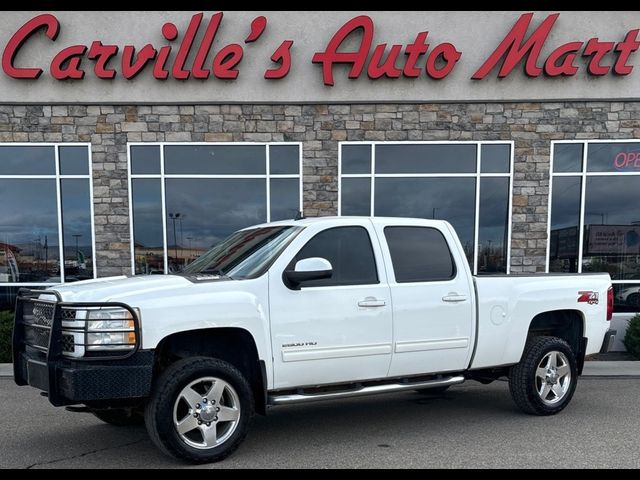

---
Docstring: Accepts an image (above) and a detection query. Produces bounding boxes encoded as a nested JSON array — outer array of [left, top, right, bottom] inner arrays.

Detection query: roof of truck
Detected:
[[250, 216, 452, 228]]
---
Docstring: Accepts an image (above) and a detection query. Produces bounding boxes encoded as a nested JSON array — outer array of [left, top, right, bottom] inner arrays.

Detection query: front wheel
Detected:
[[509, 336, 578, 416], [145, 357, 254, 463]]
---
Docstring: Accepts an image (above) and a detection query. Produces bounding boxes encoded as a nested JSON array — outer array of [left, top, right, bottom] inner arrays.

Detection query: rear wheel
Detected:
[[509, 336, 578, 416], [145, 357, 253, 463]]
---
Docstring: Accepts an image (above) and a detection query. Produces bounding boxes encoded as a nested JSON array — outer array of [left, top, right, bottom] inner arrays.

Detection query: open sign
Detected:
[[614, 151, 640, 171]]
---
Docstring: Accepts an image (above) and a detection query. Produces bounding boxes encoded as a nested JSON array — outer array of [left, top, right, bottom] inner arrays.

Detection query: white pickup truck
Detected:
[[13, 217, 615, 463]]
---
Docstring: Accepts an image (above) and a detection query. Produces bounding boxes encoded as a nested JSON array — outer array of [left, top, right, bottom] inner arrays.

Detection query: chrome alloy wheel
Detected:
[[535, 351, 572, 406], [173, 377, 241, 450]]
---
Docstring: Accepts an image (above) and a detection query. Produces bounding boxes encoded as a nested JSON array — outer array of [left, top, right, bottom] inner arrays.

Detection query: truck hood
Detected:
[[48, 275, 198, 303]]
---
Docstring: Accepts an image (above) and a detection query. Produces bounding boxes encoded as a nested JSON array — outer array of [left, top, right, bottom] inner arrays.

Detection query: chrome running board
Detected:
[[268, 375, 465, 406]]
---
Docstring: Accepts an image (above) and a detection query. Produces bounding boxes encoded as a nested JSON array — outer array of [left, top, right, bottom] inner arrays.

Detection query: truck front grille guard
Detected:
[[13, 288, 141, 403]]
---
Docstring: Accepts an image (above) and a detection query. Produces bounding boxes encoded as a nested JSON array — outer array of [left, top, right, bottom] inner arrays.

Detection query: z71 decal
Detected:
[[578, 291, 599, 305]]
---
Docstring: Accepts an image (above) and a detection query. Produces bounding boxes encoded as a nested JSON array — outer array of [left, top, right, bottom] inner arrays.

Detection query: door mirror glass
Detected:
[[284, 257, 333, 289]]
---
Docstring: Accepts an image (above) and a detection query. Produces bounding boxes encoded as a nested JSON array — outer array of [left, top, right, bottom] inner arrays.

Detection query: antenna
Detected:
[[294, 210, 305, 221]]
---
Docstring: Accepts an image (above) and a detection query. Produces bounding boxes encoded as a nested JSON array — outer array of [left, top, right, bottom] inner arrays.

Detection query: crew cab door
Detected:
[[373, 220, 475, 377], [268, 220, 392, 389]]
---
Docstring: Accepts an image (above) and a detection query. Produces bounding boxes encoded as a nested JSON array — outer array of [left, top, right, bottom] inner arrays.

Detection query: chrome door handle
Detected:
[[442, 294, 468, 303], [358, 297, 386, 308]]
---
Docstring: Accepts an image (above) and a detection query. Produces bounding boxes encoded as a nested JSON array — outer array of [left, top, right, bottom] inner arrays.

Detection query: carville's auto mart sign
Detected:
[[1, 11, 639, 103]]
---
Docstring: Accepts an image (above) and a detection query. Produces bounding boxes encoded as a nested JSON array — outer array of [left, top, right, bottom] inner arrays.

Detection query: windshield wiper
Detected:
[[198, 269, 232, 279]]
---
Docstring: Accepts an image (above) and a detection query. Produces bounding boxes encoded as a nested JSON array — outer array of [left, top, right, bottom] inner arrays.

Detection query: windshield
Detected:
[[181, 226, 303, 280]]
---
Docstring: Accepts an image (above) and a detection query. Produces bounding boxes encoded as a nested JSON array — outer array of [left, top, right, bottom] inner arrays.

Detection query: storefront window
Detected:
[[374, 177, 477, 262], [549, 176, 582, 273], [339, 142, 513, 274], [549, 141, 640, 313], [0, 144, 95, 285], [0, 144, 95, 315], [129, 143, 302, 274], [131, 179, 164, 275], [0, 285, 21, 325]]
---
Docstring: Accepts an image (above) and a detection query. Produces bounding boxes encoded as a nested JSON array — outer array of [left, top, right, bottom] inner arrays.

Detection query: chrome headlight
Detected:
[[86, 308, 138, 352], [60, 307, 140, 357]]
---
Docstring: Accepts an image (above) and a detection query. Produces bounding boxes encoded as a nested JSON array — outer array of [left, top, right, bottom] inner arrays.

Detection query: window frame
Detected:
[[287, 225, 380, 288], [127, 142, 303, 275], [338, 141, 515, 275], [0, 142, 97, 287], [384, 226, 457, 284], [547, 139, 640, 297]]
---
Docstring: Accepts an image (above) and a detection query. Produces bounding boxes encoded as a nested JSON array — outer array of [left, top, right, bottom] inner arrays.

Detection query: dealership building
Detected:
[[1, 10, 640, 348]]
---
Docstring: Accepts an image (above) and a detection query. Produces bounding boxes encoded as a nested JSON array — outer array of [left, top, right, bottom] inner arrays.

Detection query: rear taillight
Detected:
[[607, 286, 614, 321]]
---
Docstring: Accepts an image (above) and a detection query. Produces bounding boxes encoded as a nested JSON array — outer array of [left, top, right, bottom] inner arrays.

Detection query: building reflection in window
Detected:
[[340, 142, 513, 274], [129, 143, 302, 274], [0, 144, 94, 287], [549, 141, 640, 313]]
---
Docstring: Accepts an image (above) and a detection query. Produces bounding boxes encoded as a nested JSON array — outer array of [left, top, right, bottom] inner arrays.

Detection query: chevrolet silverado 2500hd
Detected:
[[13, 217, 616, 463]]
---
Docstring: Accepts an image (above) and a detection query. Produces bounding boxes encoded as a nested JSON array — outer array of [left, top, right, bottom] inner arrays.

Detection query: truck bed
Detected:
[[470, 273, 611, 370]]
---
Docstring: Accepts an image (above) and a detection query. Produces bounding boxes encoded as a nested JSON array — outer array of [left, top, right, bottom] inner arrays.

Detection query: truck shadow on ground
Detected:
[[18, 380, 611, 468], [20, 383, 510, 468]]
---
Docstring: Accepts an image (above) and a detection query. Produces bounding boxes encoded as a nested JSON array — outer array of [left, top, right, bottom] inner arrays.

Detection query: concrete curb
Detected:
[[581, 361, 640, 377], [1, 364, 13, 377], [1, 361, 639, 379]]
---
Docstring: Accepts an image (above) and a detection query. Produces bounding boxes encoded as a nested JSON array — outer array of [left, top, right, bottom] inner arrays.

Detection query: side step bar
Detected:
[[268, 375, 465, 406]]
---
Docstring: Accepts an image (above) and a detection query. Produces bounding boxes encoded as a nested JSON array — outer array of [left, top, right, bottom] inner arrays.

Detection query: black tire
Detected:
[[415, 386, 450, 395], [509, 336, 578, 416], [144, 357, 254, 464], [92, 409, 144, 426]]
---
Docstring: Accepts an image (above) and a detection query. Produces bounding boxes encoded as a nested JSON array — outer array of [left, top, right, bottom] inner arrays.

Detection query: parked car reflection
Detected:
[[616, 285, 640, 309]]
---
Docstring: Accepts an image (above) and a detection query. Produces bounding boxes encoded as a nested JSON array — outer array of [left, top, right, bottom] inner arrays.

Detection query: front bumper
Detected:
[[14, 349, 154, 406], [600, 329, 617, 354], [12, 288, 154, 407]]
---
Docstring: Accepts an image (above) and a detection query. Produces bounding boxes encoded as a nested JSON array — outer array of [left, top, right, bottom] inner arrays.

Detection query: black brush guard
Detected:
[[13, 288, 153, 407]]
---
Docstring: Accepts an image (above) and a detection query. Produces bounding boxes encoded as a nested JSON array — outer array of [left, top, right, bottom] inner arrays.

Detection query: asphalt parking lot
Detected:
[[1, 377, 638, 469]]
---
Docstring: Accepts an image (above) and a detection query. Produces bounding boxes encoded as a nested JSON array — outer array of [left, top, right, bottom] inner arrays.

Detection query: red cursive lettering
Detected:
[[368, 44, 403, 79], [544, 42, 582, 77], [87, 41, 119, 79], [312, 16, 373, 86], [192, 13, 223, 80], [50, 45, 87, 80], [404, 32, 429, 78], [426, 43, 462, 79], [313, 16, 461, 85], [265, 40, 293, 79], [582, 38, 614, 76], [213, 45, 243, 79], [2, 13, 59, 79], [473, 13, 559, 79], [121, 45, 157, 80], [613, 29, 640, 75]]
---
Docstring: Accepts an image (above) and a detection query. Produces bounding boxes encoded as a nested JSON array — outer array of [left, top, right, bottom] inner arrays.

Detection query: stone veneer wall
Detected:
[[1, 102, 639, 277]]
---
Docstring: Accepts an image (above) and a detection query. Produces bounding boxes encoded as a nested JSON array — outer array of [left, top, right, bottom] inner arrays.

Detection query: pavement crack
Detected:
[[24, 438, 146, 469]]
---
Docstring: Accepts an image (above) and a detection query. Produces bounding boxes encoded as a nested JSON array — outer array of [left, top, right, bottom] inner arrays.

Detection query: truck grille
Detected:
[[24, 325, 51, 350], [23, 302, 55, 351], [32, 302, 55, 327], [21, 302, 75, 354], [62, 334, 75, 353]]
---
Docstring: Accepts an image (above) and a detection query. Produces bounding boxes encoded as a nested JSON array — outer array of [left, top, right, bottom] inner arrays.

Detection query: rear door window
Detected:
[[384, 227, 455, 283]]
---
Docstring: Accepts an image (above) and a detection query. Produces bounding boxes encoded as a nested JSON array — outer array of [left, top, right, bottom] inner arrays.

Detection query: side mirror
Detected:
[[283, 257, 333, 290]]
